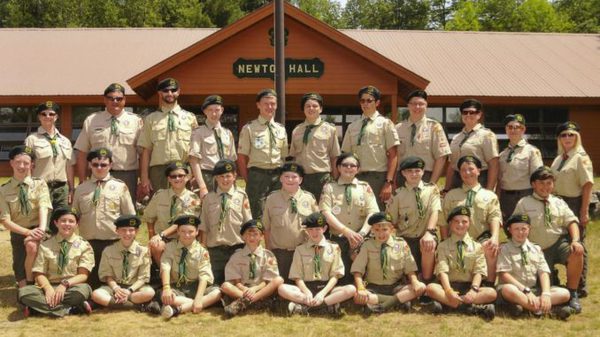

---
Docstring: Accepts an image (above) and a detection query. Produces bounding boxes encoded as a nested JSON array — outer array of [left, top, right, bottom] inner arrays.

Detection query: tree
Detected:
[[515, 0, 571, 32], [429, 0, 459, 29], [341, 0, 431, 29], [446, 0, 480, 30], [290, 0, 343, 27], [555, 0, 600, 33]]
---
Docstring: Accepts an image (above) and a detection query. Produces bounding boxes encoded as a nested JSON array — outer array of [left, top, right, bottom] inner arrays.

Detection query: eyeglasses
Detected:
[[359, 98, 375, 104], [506, 125, 524, 130], [169, 174, 187, 179], [91, 163, 109, 168], [461, 110, 479, 116], [105, 96, 124, 102], [161, 89, 177, 93], [39, 112, 57, 117], [340, 163, 358, 168], [560, 133, 576, 138]]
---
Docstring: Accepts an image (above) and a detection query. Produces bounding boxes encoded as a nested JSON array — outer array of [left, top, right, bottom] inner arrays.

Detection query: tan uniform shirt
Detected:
[[513, 193, 578, 249], [449, 123, 499, 171], [289, 117, 341, 174], [289, 238, 344, 282], [137, 105, 198, 166], [199, 186, 252, 247], [32, 233, 95, 283], [341, 111, 400, 172], [188, 121, 237, 170], [25, 127, 72, 182], [237, 116, 288, 169], [496, 239, 550, 288], [434, 234, 487, 282], [396, 116, 450, 172], [319, 178, 380, 235], [551, 148, 594, 197], [0, 176, 52, 228], [440, 184, 501, 240], [263, 189, 318, 250], [74, 110, 142, 171], [224, 245, 279, 286], [98, 240, 151, 285], [499, 140, 543, 190], [387, 181, 441, 238], [161, 240, 214, 285], [351, 236, 417, 286], [72, 174, 136, 240], [143, 188, 201, 239]]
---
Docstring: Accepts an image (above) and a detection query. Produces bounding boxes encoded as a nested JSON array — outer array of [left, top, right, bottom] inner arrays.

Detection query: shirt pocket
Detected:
[[311, 131, 329, 153], [152, 123, 167, 142], [396, 206, 413, 232], [103, 192, 122, 214], [177, 123, 192, 143], [119, 127, 137, 146], [91, 128, 109, 148], [203, 137, 218, 156], [33, 139, 53, 159], [268, 207, 287, 227], [59, 139, 73, 159]]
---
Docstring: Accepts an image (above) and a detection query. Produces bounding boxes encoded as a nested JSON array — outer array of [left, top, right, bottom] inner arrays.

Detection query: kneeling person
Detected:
[[279, 212, 356, 316], [92, 215, 155, 311], [159, 215, 221, 319], [221, 220, 283, 317], [352, 212, 425, 314]]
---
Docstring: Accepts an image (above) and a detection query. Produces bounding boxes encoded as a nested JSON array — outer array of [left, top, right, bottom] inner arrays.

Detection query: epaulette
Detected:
[[32, 177, 43, 181], [1, 179, 12, 187]]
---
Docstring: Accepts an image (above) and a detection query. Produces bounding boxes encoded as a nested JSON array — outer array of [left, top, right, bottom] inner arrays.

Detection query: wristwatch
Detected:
[[522, 287, 531, 294], [426, 228, 437, 236], [385, 179, 393, 184], [60, 279, 70, 289]]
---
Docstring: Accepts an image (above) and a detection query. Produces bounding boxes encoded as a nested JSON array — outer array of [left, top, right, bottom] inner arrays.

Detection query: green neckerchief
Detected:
[[380, 242, 389, 280], [248, 253, 257, 280], [213, 128, 225, 159], [313, 245, 322, 279], [122, 250, 130, 280], [357, 117, 371, 145], [57, 240, 70, 275], [18, 182, 31, 215], [414, 186, 425, 219], [110, 116, 119, 136], [456, 239, 466, 270], [218, 192, 230, 232]]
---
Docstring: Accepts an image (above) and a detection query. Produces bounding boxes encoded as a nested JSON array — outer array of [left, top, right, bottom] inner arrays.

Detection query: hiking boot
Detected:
[[508, 303, 523, 318], [224, 297, 251, 318], [419, 295, 433, 305], [430, 300, 443, 314], [552, 305, 572, 320], [327, 303, 343, 318], [364, 303, 385, 315], [569, 293, 582, 314], [398, 300, 411, 312], [474, 304, 495, 321], [161, 305, 180, 320], [139, 301, 161, 314], [82, 301, 93, 315]]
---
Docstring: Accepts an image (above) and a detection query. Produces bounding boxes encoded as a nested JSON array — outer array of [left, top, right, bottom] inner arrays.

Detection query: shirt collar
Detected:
[[118, 240, 139, 254], [311, 237, 328, 247], [337, 177, 358, 185], [258, 115, 273, 125], [160, 104, 182, 115], [37, 126, 61, 137], [241, 245, 264, 256], [449, 233, 473, 244], [205, 120, 221, 129], [91, 173, 111, 183], [216, 186, 236, 197], [177, 240, 198, 250], [362, 110, 380, 121], [56, 233, 78, 243], [305, 117, 322, 126], [461, 183, 481, 192]]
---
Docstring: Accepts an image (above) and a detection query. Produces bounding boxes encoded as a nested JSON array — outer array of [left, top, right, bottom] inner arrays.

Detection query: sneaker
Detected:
[[140, 301, 161, 315], [552, 305, 572, 320], [224, 297, 251, 318], [287, 302, 308, 316], [327, 303, 343, 318], [161, 305, 176, 320], [569, 293, 582, 314], [82, 301, 93, 315], [508, 303, 523, 318], [474, 304, 495, 321], [430, 300, 443, 314], [419, 295, 433, 305], [577, 287, 588, 298], [398, 300, 411, 312], [364, 303, 385, 315]]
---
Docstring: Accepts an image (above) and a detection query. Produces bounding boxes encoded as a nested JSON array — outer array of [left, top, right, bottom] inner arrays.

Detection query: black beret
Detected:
[[303, 212, 327, 228], [201, 95, 224, 111], [87, 147, 112, 162], [36, 101, 60, 114], [256, 88, 277, 102], [172, 215, 200, 228], [9, 145, 35, 160], [335, 152, 360, 167], [104, 83, 126, 96], [368, 212, 393, 226], [115, 214, 141, 228], [164, 161, 189, 177], [506, 214, 530, 228], [556, 121, 579, 136], [240, 219, 264, 235], [447, 206, 471, 223], [530, 166, 554, 182], [300, 92, 323, 109], [213, 159, 236, 175], [406, 90, 427, 102], [157, 78, 179, 91], [51, 206, 80, 223], [457, 155, 482, 169], [460, 99, 482, 111], [358, 85, 381, 101], [399, 156, 425, 171], [280, 163, 304, 177], [504, 114, 526, 126]]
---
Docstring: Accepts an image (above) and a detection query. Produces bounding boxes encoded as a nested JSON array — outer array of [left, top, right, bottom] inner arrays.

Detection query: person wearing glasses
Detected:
[[444, 99, 499, 192], [341, 85, 399, 210], [550, 121, 593, 298], [497, 114, 543, 221], [25, 101, 74, 208], [71, 148, 136, 288], [74, 83, 142, 204], [138, 78, 198, 196], [395, 90, 450, 186]]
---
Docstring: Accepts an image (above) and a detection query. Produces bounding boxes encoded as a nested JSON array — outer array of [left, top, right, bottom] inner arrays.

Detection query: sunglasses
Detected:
[[161, 89, 177, 93], [560, 133, 576, 138], [340, 163, 358, 168], [91, 163, 109, 168], [39, 112, 57, 117], [506, 125, 524, 130], [105, 96, 124, 102], [359, 98, 375, 104], [169, 174, 187, 179], [461, 110, 479, 116]]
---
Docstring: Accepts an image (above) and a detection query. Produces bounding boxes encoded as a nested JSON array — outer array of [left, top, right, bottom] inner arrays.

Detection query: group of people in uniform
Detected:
[[0, 79, 594, 321]]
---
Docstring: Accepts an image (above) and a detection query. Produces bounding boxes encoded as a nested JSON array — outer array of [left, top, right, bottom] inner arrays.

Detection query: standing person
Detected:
[[159, 215, 221, 320], [513, 166, 584, 313], [263, 163, 318, 283], [18, 207, 94, 317], [278, 212, 355, 316], [139, 78, 198, 195], [0, 146, 52, 287], [496, 214, 572, 320], [497, 114, 543, 220], [189, 95, 237, 197], [91, 215, 156, 311], [352, 212, 425, 314], [74, 83, 142, 203], [289, 92, 341, 200], [441, 156, 501, 284], [199, 159, 252, 285], [319, 153, 379, 285], [395, 90, 450, 186], [72, 148, 136, 288], [341, 85, 399, 209], [25, 101, 74, 208], [425, 206, 497, 320], [550, 121, 594, 297], [237, 89, 288, 219], [444, 99, 499, 192]]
